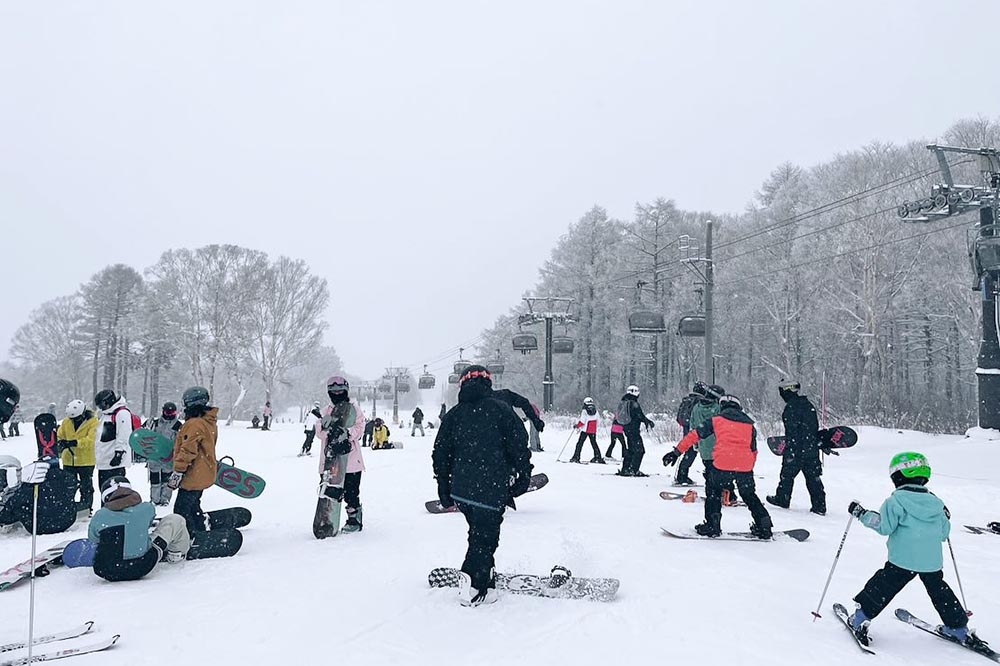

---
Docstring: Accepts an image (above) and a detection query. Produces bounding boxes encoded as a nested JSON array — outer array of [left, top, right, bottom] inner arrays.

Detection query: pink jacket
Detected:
[[317, 400, 366, 474]]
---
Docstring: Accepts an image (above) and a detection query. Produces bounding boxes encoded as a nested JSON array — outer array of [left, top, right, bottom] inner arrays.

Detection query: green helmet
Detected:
[[889, 452, 931, 481]]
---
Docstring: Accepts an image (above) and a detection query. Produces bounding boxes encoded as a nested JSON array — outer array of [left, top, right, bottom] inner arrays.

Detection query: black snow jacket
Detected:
[[492, 388, 545, 433], [0, 467, 78, 535], [412, 408, 424, 424], [432, 379, 532, 511], [781, 393, 820, 456], [617, 394, 653, 433], [676, 393, 698, 434]]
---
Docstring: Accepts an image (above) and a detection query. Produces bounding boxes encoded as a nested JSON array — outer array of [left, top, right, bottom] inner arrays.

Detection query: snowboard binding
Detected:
[[548, 565, 572, 588]]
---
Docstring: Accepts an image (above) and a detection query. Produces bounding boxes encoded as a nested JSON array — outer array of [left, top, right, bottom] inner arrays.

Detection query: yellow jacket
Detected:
[[372, 425, 390, 446], [57, 412, 98, 467]]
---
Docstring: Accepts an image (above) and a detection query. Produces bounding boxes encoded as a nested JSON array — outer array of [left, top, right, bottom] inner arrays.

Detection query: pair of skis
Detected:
[[833, 604, 997, 661], [0, 621, 119, 665]]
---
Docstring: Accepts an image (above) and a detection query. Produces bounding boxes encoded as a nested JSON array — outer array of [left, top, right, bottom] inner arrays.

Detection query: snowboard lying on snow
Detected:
[[428, 565, 618, 602], [661, 527, 809, 542], [659, 490, 746, 507], [62, 526, 244, 567], [425, 473, 549, 514], [0, 540, 72, 592]]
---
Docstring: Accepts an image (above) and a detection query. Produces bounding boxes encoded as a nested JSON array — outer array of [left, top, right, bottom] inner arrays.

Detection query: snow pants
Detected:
[[605, 432, 627, 458], [174, 488, 207, 535], [529, 423, 542, 452], [458, 502, 504, 592], [411, 423, 425, 437], [147, 459, 174, 505], [64, 465, 95, 510], [621, 429, 645, 474], [344, 471, 362, 511], [301, 429, 315, 454], [7, 422, 18, 436], [705, 464, 771, 531], [572, 432, 601, 460], [855, 562, 967, 628], [151, 514, 192, 558], [773, 450, 826, 512], [675, 448, 699, 482]]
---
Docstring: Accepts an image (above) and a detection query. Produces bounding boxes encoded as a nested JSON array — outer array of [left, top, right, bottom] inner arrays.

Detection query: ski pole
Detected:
[[27, 481, 39, 661], [946, 538, 972, 617], [555, 430, 576, 462], [812, 515, 853, 621]]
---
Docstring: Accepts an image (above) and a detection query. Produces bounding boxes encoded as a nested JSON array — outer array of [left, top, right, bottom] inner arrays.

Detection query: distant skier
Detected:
[[93, 389, 135, 488], [432, 365, 531, 606], [844, 452, 987, 650], [767, 379, 827, 515], [616, 386, 655, 476], [300, 401, 322, 456], [411, 407, 425, 437], [316, 376, 367, 533], [148, 402, 182, 506], [570, 397, 604, 464], [262, 401, 273, 430], [664, 395, 772, 539], [56, 399, 98, 516], [168, 387, 218, 535], [7, 406, 20, 436]]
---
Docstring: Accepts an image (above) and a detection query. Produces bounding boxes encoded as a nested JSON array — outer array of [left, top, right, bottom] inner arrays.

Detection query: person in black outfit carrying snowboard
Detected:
[[432, 365, 532, 607], [767, 379, 827, 515]]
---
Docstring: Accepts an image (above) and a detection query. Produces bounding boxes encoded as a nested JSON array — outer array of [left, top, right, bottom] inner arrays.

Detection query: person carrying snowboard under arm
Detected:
[[148, 402, 181, 506], [844, 452, 989, 651], [93, 389, 134, 489], [432, 365, 531, 607], [300, 401, 322, 456], [616, 385, 655, 477], [57, 399, 98, 516], [168, 387, 218, 535], [570, 397, 604, 464], [664, 395, 772, 539], [316, 376, 367, 532], [767, 379, 827, 515]]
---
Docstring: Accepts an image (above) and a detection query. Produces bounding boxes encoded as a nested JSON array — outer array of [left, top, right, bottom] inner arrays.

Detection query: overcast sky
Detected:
[[2, 1, 999, 380]]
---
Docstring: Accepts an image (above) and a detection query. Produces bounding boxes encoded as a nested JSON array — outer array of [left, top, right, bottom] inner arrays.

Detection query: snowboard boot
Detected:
[[766, 495, 790, 509], [632, 470, 648, 477], [849, 607, 871, 645], [810, 507, 827, 516], [457, 571, 499, 607], [989, 521, 1000, 534], [590, 456, 606, 464], [568, 456, 581, 463], [749, 518, 773, 540], [342, 506, 363, 534], [674, 476, 696, 486], [616, 469, 633, 476], [694, 516, 722, 537]]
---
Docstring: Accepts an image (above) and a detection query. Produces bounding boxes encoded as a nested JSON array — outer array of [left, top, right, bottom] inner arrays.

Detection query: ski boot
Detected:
[[568, 456, 582, 464], [989, 521, 1000, 534], [848, 607, 871, 645], [937, 625, 969, 643], [766, 495, 789, 509], [590, 456, 606, 464], [342, 506, 363, 534]]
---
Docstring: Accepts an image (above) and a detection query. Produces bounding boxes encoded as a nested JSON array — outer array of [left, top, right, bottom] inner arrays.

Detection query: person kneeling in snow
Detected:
[[88, 476, 190, 582], [0, 455, 79, 535]]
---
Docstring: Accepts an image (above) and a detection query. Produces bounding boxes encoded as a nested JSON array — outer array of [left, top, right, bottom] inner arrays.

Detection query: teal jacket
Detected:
[[859, 485, 950, 573], [88, 502, 156, 560], [688, 401, 719, 461]]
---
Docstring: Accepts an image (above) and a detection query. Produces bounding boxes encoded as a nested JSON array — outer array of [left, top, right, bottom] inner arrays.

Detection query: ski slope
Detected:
[[1, 414, 998, 666]]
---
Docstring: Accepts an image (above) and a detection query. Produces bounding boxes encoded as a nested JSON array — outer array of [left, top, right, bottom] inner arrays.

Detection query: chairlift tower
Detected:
[[675, 221, 715, 382], [382, 367, 411, 424], [518, 296, 576, 410]]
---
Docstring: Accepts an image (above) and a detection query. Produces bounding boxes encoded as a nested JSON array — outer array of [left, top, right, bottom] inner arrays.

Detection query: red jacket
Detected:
[[676, 408, 758, 472]]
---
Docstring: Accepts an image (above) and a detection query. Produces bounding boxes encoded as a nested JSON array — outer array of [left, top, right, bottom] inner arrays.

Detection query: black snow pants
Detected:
[[855, 562, 968, 628], [457, 502, 504, 592], [301, 429, 315, 454], [676, 448, 699, 482], [704, 464, 771, 532], [65, 465, 95, 510], [774, 450, 826, 512], [344, 471, 362, 511], [173, 488, 207, 535], [605, 432, 627, 458], [621, 428, 645, 474], [572, 432, 601, 461]]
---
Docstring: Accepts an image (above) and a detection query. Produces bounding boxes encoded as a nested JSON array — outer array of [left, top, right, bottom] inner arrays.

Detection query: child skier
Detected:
[[845, 452, 989, 650], [570, 397, 604, 464], [148, 402, 181, 505], [168, 387, 218, 535], [316, 376, 366, 533], [300, 401, 322, 456], [57, 399, 98, 516]]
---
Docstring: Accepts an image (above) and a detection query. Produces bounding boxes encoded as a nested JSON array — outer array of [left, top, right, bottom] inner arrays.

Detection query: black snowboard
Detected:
[[34, 413, 58, 458], [425, 473, 549, 514], [767, 425, 857, 456], [207, 507, 252, 530], [186, 528, 243, 560]]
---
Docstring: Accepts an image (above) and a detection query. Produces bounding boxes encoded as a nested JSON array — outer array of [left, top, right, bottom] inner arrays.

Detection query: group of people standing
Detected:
[[567, 386, 656, 476]]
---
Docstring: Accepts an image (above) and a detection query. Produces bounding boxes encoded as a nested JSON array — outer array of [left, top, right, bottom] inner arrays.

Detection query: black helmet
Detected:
[[99, 475, 132, 504], [94, 389, 118, 411], [162, 401, 178, 418], [0, 378, 19, 423], [692, 381, 709, 397], [182, 386, 210, 408], [778, 379, 800, 401], [708, 385, 726, 400]]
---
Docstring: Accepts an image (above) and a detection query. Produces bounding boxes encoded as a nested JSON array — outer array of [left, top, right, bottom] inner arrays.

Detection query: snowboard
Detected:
[[371, 442, 403, 450], [206, 507, 252, 530], [428, 566, 619, 602], [62, 539, 96, 568], [187, 527, 243, 560], [33, 413, 58, 458], [833, 602, 875, 654], [895, 608, 999, 661], [767, 425, 858, 456], [128, 428, 174, 462], [215, 456, 266, 498], [660, 527, 810, 542], [425, 473, 549, 514], [964, 524, 1000, 536], [0, 540, 72, 591], [313, 452, 348, 539], [659, 490, 746, 507]]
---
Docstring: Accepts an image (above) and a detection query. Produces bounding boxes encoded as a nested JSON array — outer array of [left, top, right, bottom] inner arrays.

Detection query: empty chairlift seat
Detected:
[[677, 314, 706, 337], [628, 311, 667, 334], [511, 333, 538, 354]]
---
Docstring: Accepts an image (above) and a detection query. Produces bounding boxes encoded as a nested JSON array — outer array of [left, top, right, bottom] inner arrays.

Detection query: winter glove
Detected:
[[167, 471, 184, 490], [848, 500, 866, 518], [645, 420, 655, 430], [574, 422, 582, 430], [532, 418, 545, 433], [21, 460, 51, 484], [662, 448, 680, 467], [436, 478, 454, 509], [510, 468, 533, 497], [56, 439, 77, 454], [109, 451, 124, 467]]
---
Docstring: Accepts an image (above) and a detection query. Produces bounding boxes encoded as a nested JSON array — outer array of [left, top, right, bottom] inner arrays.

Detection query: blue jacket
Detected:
[[859, 485, 950, 573], [89, 502, 156, 559]]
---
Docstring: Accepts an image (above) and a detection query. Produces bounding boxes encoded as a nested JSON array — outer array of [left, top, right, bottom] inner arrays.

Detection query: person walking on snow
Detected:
[[844, 452, 989, 651], [767, 379, 827, 515], [432, 365, 532, 607], [316, 376, 366, 533], [147, 402, 181, 506], [664, 395, 772, 539], [57, 399, 98, 515], [168, 387, 218, 536], [411, 407, 425, 436], [570, 397, 604, 464], [616, 386, 655, 476], [300, 402, 322, 456], [7, 406, 20, 436], [93, 389, 134, 489], [262, 401, 273, 431]]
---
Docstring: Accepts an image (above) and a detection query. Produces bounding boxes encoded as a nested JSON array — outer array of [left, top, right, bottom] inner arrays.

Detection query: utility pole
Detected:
[[382, 367, 410, 424], [704, 220, 714, 382], [519, 296, 575, 410]]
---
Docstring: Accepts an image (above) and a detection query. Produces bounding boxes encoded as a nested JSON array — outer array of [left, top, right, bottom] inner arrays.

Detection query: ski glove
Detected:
[[109, 450, 125, 467], [645, 420, 655, 430], [848, 500, 866, 518], [21, 460, 50, 484], [56, 439, 77, 454], [510, 468, 533, 497], [662, 448, 680, 467], [532, 418, 545, 433], [167, 471, 184, 490]]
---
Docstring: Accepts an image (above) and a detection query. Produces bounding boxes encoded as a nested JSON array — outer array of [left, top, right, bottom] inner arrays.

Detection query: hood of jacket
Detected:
[[104, 487, 143, 511], [894, 485, 946, 521], [719, 405, 754, 424]]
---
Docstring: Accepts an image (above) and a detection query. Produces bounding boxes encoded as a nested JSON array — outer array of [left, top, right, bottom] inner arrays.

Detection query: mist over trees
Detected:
[[475, 116, 1000, 433]]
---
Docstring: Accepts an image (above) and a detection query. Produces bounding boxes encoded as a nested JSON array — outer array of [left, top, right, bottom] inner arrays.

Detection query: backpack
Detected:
[[112, 407, 143, 435], [676, 395, 697, 431], [616, 399, 632, 426]]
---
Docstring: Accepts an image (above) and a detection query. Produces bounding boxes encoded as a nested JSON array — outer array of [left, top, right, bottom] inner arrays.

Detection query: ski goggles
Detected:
[[459, 369, 492, 386]]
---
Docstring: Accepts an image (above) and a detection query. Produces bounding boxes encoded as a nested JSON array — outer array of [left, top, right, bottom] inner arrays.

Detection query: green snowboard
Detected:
[[129, 428, 174, 462], [216, 456, 266, 499]]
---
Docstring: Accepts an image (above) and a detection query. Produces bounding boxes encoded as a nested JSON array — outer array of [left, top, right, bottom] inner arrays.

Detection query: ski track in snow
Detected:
[[0, 420, 997, 665]]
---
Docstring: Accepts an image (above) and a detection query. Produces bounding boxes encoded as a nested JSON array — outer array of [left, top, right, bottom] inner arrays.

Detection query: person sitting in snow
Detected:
[[371, 418, 392, 449]]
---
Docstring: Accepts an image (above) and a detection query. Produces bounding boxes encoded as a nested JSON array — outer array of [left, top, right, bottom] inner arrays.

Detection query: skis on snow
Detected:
[[0, 623, 94, 654], [895, 608, 998, 662], [832, 603, 875, 655], [0, 625, 119, 666]]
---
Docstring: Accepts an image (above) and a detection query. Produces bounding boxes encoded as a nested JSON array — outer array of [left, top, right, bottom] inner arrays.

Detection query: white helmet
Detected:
[[313, 401, 321, 408], [626, 385, 640, 396], [66, 399, 85, 418], [583, 397, 595, 406]]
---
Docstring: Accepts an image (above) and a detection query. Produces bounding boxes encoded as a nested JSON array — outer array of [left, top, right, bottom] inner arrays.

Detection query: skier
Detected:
[[148, 402, 182, 505], [93, 389, 134, 489], [616, 386, 655, 476], [432, 365, 531, 606], [262, 401, 273, 430], [411, 407, 425, 437], [88, 475, 190, 582], [316, 376, 366, 533], [570, 397, 604, 464], [7, 405, 20, 436], [168, 386, 218, 536], [767, 379, 827, 515], [672, 385, 701, 485], [0, 455, 78, 535], [663, 395, 773, 539], [844, 452, 988, 650], [371, 418, 391, 449], [299, 401, 322, 456], [56, 399, 98, 516]]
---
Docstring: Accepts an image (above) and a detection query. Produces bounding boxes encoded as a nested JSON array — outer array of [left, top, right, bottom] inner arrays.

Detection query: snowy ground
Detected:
[[1, 412, 999, 665]]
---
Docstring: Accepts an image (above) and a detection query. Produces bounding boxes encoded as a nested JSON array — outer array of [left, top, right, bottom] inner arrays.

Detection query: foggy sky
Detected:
[[2, 1, 999, 380]]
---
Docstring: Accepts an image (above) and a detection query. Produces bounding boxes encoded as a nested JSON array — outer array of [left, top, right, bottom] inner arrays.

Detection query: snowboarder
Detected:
[[371, 418, 391, 449], [672, 385, 702, 485], [570, 397, 604, 464], [316, 376, 366, 533], [0, 455, 78, 534], [300, 401, 322, 456], [56, 399, 98, 516], [362, 418, 375, 447], [88, 475, 190, 582], [412, 407, 425, 437], [767, 379, 827, 515], [663, 395, 772, 539], [168, 386, 218, 535], [432, 365, 532, 606], [250, 414, 261, 429], [93, 389, 135, 489], [148, 402, 182, 505], [262, 401, 273, 430], [844, 452, 987, 650], [616, 386, 655, 476]]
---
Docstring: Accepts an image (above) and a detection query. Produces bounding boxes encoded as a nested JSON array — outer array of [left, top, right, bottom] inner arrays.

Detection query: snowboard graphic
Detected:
[[425, 473, 549, 514], [215, 456, 266, 499], [187, 527, 243, 560], [767, 426, 857, 456], [33, 413, 58, 459], [661, 527, 810, 542], [428, 566, 619, 602], [313, 403, 354, 539], [0, 540, 72, 591], [128, 428, 174, 463]]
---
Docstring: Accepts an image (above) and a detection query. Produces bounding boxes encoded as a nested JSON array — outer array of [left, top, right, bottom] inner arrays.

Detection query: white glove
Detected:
[[21, 461, 50, 484]]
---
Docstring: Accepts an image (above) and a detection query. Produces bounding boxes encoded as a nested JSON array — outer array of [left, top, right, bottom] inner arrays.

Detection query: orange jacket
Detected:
[[676, 408, 758, 472], [173, 408, 219, 490]]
